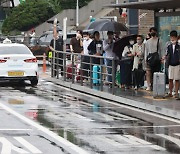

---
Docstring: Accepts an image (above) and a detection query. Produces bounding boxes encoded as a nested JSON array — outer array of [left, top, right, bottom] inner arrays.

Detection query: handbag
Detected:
[[146, 39, 160, 67]]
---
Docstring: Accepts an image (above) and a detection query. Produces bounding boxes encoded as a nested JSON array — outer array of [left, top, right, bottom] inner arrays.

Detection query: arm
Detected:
[[70, 38, 74, 52], [103, 40, 110, 51]]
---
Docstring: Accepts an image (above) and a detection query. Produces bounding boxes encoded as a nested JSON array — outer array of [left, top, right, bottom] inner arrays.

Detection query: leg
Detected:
[[146, 70, 152, 90], [175, 80, 179, 96], [169, 79, 173, 96]]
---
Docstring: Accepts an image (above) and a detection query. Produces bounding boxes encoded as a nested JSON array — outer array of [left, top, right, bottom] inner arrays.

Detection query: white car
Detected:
[[0, 43, 38, 86]]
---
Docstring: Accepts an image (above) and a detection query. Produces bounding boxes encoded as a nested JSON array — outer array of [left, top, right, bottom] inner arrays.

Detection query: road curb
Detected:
[[45, 78, 180, 120]]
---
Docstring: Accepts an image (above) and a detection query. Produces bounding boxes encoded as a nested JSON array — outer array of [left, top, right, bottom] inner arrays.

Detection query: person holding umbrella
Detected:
[[103, 31, 116, 87]]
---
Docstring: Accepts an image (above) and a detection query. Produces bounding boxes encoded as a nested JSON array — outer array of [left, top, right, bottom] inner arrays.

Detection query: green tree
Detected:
[[2, 0, 55, 34]]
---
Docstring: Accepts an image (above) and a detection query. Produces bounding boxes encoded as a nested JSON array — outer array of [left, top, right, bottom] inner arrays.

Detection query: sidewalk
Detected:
[[44, 75, 180, 120]]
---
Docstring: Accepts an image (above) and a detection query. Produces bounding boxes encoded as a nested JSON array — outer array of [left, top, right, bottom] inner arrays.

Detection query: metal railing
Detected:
[[51, 50, 117, 95]]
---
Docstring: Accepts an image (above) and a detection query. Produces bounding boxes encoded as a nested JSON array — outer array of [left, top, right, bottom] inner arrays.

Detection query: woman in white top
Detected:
[[132, 35, 145, 90]]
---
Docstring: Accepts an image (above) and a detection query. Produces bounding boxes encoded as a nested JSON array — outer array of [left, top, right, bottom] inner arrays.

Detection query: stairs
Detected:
[[35, 0, 117, 36]]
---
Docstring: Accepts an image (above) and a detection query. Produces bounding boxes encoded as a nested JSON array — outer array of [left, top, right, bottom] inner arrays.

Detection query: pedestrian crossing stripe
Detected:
[[0, 137, 42, 154]]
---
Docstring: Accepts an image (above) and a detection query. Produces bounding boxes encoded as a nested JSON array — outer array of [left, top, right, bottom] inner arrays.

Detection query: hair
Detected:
[[137, 35, 143, 39], [83, 32, 90, 36], [107, 31, 114, 35], [93, 31, 100, 36], [149, 27, 157, 33], [170, 30, 178, 37], [77, 30, 83, 36]]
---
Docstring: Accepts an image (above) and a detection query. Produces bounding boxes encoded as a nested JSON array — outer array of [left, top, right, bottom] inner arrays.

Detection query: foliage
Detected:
[[2, 0, 55, 34], [2, 0, 93, 34]]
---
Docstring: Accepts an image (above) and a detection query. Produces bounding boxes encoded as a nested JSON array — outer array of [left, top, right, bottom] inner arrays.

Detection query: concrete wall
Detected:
[[35, 0, 115, 36]]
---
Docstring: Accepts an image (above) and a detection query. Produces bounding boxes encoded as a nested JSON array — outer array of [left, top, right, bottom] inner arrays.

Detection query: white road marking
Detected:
[[157, 134, 180, 147], [0, 137, 29, 154], [0, 129, 32, 131], [0, 102, 89, 154], [14, 137, 42, 153]]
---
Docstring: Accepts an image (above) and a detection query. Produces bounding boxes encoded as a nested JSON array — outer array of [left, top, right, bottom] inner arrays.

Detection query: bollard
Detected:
[[43, 53, 47, 73]]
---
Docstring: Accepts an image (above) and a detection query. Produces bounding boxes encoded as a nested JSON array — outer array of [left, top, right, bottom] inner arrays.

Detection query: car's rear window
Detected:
[[0, 46, 31, 55]]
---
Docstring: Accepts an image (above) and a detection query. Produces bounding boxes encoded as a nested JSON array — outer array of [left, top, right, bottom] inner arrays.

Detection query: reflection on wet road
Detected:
[[0, 79, 180, 154]]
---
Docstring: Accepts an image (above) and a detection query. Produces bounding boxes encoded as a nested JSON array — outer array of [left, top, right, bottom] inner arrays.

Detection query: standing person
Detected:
[[88, 31, 103, 65], [49, 34, 64, 77], [166, 30, 180, 99], [103, 31, 116, 87], [132, 35, 145, 90], [70, 30, 83, 54], [120, 38, 135, 89], [114, 32, 121, 42], [82, 32, 92, 80], [145, 27, 163, 91]]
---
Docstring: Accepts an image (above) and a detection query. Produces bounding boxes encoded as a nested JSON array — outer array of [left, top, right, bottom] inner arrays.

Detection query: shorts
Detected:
[[169, 65, 180, 80]]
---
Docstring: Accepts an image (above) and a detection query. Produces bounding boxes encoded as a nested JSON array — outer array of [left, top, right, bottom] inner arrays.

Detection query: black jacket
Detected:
[[167, 43, 180, 66]]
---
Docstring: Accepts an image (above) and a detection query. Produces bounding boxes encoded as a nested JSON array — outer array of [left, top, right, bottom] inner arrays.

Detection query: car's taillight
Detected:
[[0, 59, 7, 63], [24, 58, 37, 63]]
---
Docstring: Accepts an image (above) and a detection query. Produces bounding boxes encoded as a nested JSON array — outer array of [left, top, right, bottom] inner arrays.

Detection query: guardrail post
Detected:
[[63, 52, 66, 81], [80, 55, 83, 86], [112, 58, 115, 95], [51, 51, 55, 77], [90, 57, 93, 89], [56, 52, 59, 79], [72, 54, 75, 84]]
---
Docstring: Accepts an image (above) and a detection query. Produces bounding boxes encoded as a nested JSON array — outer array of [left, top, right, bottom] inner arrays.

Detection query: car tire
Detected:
[[30, 78, 38, 86]]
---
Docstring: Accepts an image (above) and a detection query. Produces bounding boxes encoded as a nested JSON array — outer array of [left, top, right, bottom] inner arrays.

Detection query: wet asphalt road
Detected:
[[0, 77, 180, 154]]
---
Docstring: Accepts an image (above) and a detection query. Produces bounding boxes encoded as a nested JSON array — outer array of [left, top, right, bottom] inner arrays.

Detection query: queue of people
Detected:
[[51, 28, 180, 99]]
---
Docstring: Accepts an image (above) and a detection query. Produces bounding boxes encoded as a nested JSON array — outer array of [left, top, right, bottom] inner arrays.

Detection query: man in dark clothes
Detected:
[[49, 35, 64, 76], [70, 30, 83, 53], [88, 31, 103, 65]]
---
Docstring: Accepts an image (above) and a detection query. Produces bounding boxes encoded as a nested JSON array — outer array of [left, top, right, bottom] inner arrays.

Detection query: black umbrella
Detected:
[[47, 19, 60, 24], [85, 19, 128, 32], [113, 34, 137, 59]]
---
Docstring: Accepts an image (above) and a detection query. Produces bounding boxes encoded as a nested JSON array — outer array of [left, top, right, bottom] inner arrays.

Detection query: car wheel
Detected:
[[30, 78, 38, 86]]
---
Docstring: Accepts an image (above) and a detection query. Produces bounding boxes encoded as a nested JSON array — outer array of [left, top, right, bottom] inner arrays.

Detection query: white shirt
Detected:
[[83, 39, 92, 55], [172, 44, 176, 54], [103, 39, 115, 58]]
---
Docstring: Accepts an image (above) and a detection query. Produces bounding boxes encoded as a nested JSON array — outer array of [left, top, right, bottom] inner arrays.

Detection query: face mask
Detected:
[[129, 41, 134, 45], [151, 32, 156, 37], [137, 40, 142, 45]]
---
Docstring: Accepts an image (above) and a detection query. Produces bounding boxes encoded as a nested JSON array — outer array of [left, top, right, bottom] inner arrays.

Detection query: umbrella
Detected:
[[47, 19, 60, 24], [84, 19, 128, 32], [113, 34, 137, 59]]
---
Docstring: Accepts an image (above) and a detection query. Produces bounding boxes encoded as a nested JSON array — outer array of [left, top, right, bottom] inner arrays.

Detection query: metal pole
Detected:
[[76, 0, 79, 27], [90, 57, 93, 89], [52, 18, 57, 77], [112, 58, 115, 95], [63, 17, 67, 81], [80, 55, 83, 86]]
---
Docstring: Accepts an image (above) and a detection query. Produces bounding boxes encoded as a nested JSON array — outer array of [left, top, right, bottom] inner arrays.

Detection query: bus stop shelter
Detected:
[[105, 0, 180, 44]]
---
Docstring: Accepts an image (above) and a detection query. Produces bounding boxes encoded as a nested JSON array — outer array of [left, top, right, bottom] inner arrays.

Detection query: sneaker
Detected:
[[134, 86, 138, 90], [174, 94, 180, 100], [146, 87, 151, 91]]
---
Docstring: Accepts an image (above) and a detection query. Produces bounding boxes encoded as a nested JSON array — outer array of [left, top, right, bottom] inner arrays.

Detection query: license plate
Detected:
[[8, 71, 24, 77]]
